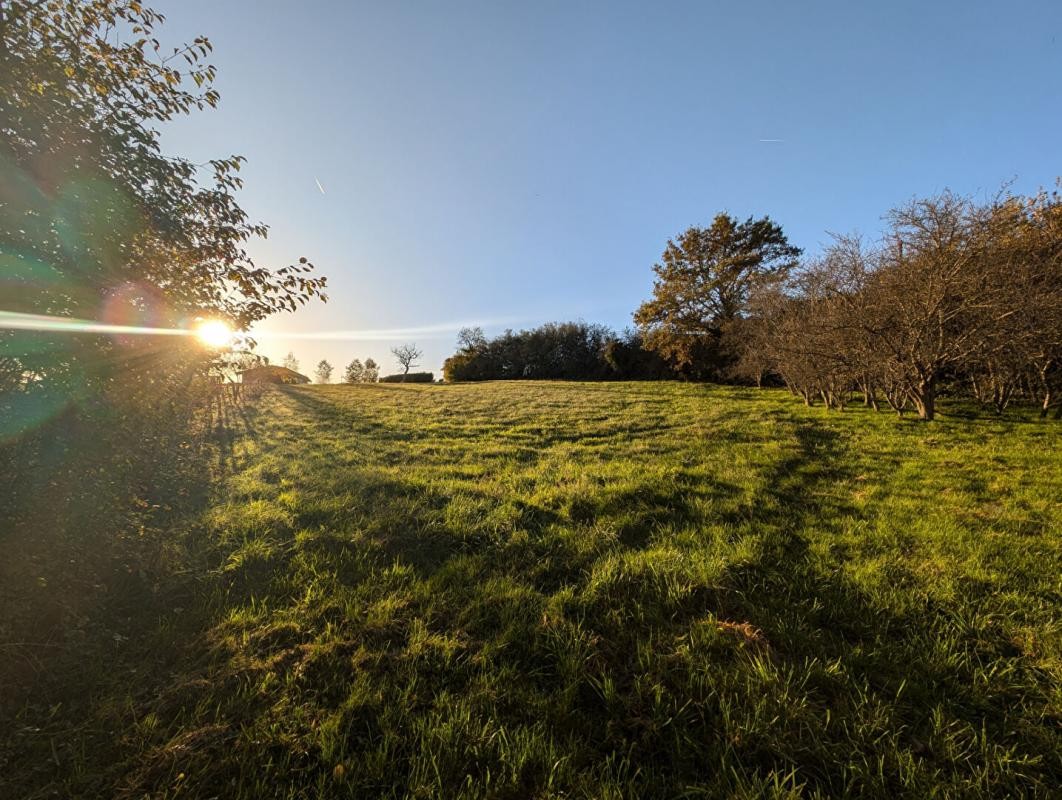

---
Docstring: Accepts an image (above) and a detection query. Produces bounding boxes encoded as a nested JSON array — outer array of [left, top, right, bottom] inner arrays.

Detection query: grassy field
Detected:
[[2, 381, 1061, 798]]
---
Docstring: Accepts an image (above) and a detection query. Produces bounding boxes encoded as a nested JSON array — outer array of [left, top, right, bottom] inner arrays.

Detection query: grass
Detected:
[[2, 381, 1060, 798]]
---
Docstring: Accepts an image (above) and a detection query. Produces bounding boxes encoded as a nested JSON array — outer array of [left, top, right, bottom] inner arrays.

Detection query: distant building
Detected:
[[239, 365, 311, 385]]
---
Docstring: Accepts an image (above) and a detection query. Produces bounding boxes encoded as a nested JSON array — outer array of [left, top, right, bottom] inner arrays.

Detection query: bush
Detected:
[[379, 372, 434, 383]]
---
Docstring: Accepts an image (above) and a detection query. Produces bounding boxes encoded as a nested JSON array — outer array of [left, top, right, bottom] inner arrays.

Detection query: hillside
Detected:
[[3, 382, 1060, 798]]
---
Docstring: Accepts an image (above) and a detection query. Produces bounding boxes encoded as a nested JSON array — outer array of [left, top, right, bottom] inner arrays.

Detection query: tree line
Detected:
[[444, 189, 1061, 420], [443, 323, 669, 382]]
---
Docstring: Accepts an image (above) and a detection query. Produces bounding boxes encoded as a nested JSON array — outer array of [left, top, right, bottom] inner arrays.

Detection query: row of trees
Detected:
[[299, 357, 380, 384], [731, 192, 1062, 419], [278, 350, 413, 383], [631, 193, 1061, 419]]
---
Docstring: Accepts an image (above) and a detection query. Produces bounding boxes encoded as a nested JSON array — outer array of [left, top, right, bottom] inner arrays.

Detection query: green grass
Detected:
[[2, 381, 1060, 798]]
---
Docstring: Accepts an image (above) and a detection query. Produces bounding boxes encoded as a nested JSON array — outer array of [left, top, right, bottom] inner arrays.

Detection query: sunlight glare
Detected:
[[195, 319, 234, 348]]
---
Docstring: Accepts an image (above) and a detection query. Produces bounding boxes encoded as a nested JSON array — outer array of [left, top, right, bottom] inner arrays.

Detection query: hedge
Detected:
[[379, 372, 435, 383]]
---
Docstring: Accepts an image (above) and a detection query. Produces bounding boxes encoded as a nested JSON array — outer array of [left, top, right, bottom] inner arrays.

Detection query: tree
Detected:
[[861, 194, 1006, 420], [634, 213, 800, 377], [0, 0, 326, 408], [391, 344, 422, 379], [282, 352, 300, 372], [602, 328, 673, 381], [315, 360, 333, 384], [457, 326, 487, 354], [363, 358, 379, 383], [344, 359, 364, 383]]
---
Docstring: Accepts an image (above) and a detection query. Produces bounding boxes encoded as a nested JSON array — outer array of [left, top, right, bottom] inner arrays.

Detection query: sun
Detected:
[[195, 319, 234, 348]]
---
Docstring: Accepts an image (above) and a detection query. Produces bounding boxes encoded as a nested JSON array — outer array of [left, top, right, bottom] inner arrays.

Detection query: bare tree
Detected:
[[457, 326, 487, 354], [391, 344, 422, 380], [753, 187, 1062, 420], [282, 352, 300, 372]]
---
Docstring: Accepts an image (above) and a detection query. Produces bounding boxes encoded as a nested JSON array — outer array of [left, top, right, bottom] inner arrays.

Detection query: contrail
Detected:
[[314, 177, 326, 195], [758, 138, 784, 143], [253, 317, 521, 342]]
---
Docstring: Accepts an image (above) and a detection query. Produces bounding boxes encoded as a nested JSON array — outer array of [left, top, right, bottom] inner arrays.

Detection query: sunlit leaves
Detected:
[[0, 0, 326, 403]]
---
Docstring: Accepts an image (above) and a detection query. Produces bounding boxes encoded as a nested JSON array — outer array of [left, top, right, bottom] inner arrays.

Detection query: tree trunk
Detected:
[[912, 376, 936, 421]]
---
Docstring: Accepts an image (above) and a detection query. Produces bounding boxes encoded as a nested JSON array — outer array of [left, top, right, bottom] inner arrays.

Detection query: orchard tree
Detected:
[[634, 213, 800, 376], [282, 352, 300, 373], [751, 187, 1062, 421], [315, 359, 333, 384]]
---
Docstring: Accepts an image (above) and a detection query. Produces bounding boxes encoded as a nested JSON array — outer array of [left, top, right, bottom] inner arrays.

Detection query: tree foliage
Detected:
[[443, 322, 667, 382], [634, 213, 800, 378], [0, 0, 326, 415], [344, 358, 364, 383], [344, 357, 378, 383], [363, 358, 379, 383]]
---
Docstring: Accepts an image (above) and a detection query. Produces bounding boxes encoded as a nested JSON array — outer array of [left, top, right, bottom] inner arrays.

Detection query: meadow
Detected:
[[2, 381, 1060, 798]]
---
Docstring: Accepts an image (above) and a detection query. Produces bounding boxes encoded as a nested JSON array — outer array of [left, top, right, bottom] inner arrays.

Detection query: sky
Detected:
[[154, 0, 1062, 377]]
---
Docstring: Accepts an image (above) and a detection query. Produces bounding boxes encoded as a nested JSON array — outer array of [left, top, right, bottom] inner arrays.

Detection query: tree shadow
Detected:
[[0, 388, 262, 794]]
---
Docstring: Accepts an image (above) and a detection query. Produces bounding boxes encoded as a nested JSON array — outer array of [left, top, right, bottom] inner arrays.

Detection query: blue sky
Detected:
[[156, 0, 1062, 377]]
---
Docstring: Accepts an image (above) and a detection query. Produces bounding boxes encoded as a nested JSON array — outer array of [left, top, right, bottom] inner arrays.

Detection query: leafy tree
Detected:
[[282, 352, 300, 373], [602, 328, 673, 381], [391, 344, 422, 378], [344, 359, 364, 383], [0, 0, 325, 409], [315, 359, 333, 384], [362, 358, 379, 383], [634, 214, 800, 377]]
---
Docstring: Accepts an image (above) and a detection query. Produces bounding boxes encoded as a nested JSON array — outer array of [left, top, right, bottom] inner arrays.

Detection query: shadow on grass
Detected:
[[696, 421, 1060, 795], [6, 388, 1058, 798], [0, 389, 258, 795]]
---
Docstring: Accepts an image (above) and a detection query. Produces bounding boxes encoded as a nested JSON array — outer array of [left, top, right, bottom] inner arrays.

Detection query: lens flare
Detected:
[[195, 320, 234, 348]]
